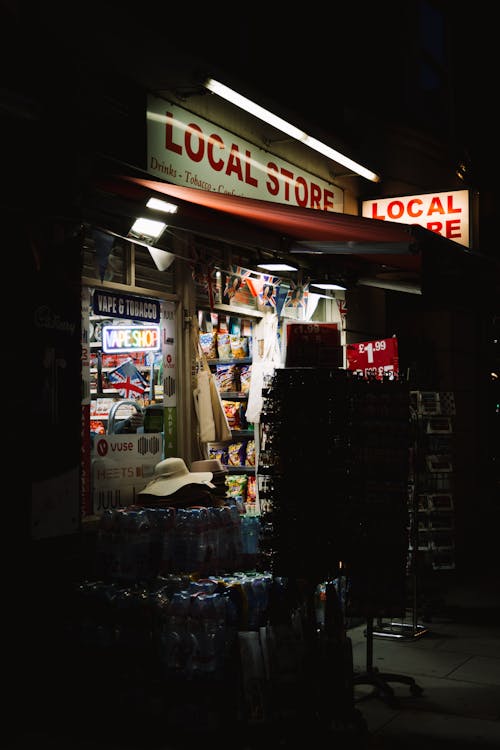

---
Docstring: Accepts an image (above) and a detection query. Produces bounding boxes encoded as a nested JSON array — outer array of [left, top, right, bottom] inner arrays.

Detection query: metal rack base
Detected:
[[371, 620, 429, 641]]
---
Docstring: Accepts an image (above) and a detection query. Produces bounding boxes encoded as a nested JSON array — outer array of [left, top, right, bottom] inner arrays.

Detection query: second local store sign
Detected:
[[362, 189, 470, 248]]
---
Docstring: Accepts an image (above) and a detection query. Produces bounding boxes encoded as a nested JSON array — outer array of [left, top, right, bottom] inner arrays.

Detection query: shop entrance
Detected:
[[82, 286, 177, 517]]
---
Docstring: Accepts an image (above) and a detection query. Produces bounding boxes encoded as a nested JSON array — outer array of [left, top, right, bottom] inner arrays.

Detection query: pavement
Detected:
[[13, 571, 500, 749]]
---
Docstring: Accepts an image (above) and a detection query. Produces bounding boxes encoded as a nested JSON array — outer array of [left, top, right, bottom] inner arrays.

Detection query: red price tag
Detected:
[[346, 337, 399, 380]]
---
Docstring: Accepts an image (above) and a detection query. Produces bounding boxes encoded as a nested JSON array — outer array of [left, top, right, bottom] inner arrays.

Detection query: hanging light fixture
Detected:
[[204, 78, 381, 183], [310, 275, 347, 291], [257, 259, 298, 272]]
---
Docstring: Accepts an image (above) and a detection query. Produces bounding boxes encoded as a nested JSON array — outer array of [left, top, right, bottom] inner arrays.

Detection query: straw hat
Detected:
[[191, 458, 228, 474], [138, 456, 214, 497]]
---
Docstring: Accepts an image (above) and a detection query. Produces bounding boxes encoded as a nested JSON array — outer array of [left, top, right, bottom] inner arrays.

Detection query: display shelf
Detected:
[[197, 315, 258, 515], [207, 357, 252, 366], [410, 390, 456, 573], [90, 366, 158, 373], [90, 388, 123, 395]]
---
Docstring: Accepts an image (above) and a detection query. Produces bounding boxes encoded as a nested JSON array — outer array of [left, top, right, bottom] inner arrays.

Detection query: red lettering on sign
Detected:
[[447, 195, 461, 213], [426, 220, 443, 233], [163, 113, 336, 209], [266, 162, 280, 196], [428, 196, 445, 215], [207, 134, 224, 171], [310, 182, 321, 209], [426, 219, 462, 240], [407, 198, 423, 217], [185, 123, 204, 162], [244, 150, 258, 187], [370, 203, 386, 220], [281, 168, 294, 201], [165, 112, 182, 155], [387, 201, 405, 219], [446, 219, 461, 239], [324, 190, 334, 211], [295, 176, 308, 207], [226, 146, 244, 180]]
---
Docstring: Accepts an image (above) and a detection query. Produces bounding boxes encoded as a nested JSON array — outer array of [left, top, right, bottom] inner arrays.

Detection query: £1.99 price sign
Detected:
[[346, 337, 399, 380]]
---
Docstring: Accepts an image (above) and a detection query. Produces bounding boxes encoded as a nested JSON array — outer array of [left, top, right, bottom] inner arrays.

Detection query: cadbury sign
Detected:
[[146, 95, 344, 213], [362, 190, 470, 248]]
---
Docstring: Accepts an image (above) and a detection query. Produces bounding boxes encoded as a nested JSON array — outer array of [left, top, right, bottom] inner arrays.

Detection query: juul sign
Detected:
[[362, 190, 470, 248]]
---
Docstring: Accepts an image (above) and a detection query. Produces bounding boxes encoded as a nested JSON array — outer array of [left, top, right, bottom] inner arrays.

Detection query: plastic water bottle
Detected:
[[173, 509, 190, 572], [166, 591, 198, 679]]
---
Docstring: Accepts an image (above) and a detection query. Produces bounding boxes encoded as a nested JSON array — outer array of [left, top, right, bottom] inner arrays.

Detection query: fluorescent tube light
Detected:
[[311, 281, 347, 291], [204, 78, 381, 183]]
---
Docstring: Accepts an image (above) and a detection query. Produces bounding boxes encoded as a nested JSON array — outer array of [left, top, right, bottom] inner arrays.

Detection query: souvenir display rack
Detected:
[[371, 390, 456, 639], [410, 390, 456, 573], [371, 405, 430, 642], [258, 367, 421, 712]]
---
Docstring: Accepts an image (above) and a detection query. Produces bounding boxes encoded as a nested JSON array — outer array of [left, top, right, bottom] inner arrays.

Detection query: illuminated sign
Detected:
[[147, 96, 344, 212], [102, 325, 161, 353], [93, 291, 160, 322], [362, 190, 470, 248]]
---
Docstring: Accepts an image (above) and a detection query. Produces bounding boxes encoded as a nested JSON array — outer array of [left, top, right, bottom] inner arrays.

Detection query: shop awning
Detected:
[[118, 175, 422, 273], [94, 172, 493, 299]]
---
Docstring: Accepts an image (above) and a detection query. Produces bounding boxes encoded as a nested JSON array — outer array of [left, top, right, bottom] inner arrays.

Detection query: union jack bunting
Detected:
[[258, 274, 280, 308], [336, 299, 348, 317], [224, 264, 254, 300], [284, 281, 310, 309], [108, 359, 148, 399]]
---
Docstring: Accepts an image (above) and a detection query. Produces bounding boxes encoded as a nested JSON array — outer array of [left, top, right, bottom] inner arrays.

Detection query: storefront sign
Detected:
[[285, 322, 342, 367], [92, 290, 161, 323], [102, 325, 161, 353], [362, 190, 470, 248], [91, 434, 162, 514], [346, 337, 399, 380], [147, 96, 344, 212]]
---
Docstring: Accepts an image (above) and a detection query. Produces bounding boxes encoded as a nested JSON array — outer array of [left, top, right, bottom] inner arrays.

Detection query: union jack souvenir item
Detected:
[[108, 359, 148, 399]]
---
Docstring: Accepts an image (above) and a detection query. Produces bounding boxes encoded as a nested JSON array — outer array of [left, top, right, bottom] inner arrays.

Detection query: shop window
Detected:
[[82, 229, 175, 295]]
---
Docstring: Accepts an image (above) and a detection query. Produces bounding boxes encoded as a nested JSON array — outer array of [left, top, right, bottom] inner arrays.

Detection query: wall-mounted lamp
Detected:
[[146, 197, 178, 214], [129, 217, 167, 240], [204, 78, 381, 183]]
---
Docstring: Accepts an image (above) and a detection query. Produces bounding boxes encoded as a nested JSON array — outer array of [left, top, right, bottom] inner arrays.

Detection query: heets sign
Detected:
[[91, 434, 162, 514], [147, 95, 344, 212], [362, 190, 469, 248]]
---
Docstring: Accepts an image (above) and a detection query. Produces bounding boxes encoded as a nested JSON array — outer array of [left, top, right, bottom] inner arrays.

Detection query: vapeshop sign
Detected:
[[362, 190, 470, 248], [147, 95, 344, 212]]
